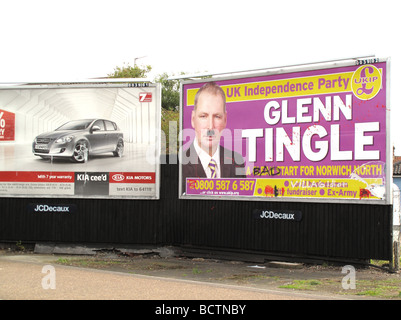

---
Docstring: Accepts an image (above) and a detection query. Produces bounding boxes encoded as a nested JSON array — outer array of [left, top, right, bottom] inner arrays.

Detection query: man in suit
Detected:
[[181, 82, 246, 194]]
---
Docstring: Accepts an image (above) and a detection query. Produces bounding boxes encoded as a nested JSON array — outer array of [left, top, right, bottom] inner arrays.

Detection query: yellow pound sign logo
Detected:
[[351, 64, 382, 100]]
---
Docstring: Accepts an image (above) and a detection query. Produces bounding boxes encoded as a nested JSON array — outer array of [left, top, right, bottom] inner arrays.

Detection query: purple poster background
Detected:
[[181, 61, 389, 202]]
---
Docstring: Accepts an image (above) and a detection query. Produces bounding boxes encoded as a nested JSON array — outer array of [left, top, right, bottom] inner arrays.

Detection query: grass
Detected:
[[278, 277, 401, 299], [56, 257, 126, 268], [279, 279, 322, 291], [220, 273, 272, 284], [353, 279, 401, 298], [192, 267, 202, 275], [56, 257, 187, 272], [54, 256, 401, 299]]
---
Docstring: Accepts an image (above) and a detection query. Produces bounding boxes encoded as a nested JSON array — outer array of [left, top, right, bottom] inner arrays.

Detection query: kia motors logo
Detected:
[[112, 174, 125, 182]]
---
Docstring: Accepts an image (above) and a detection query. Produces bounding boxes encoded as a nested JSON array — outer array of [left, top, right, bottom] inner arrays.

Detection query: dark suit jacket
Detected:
[[181, 143, 246, 193]]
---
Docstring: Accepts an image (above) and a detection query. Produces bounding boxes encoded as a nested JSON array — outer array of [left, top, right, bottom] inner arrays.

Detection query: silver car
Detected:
[[32, 119, 124, 163]]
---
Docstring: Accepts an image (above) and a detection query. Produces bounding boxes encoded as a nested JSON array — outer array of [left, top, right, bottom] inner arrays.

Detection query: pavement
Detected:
[[1, 246, 401, 301]]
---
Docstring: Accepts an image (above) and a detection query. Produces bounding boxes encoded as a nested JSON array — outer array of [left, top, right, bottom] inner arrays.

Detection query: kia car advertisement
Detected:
[[0, 83, 161, 199]]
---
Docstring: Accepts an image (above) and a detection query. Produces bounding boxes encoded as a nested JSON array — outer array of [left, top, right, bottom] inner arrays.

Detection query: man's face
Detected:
[[191, 92, 227, 156]]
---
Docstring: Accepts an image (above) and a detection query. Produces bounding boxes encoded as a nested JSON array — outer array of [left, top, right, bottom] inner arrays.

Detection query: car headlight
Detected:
[[55, 135, 74, 143]]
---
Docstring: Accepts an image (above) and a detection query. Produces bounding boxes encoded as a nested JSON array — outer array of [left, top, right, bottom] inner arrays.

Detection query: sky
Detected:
[[1, 0, 400, 153]]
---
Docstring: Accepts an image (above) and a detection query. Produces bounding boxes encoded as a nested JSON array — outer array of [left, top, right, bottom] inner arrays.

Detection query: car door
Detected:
[[89, 120, 107, 153], [105, 120, 119, 151]]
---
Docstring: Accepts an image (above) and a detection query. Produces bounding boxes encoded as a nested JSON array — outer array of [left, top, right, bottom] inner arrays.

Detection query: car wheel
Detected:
[[113, 140, 124, 157], [72, 140, 89, 163]]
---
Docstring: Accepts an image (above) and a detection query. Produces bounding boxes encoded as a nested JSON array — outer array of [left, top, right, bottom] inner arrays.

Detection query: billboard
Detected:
[[0, 81, 161, 199], [179, 58, 390, 204]]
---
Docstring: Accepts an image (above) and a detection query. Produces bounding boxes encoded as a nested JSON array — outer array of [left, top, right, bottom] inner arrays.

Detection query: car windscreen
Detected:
[[56, 120, 93, 131]]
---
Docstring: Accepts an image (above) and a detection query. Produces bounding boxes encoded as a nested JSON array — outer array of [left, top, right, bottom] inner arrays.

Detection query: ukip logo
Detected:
[[351, 64, 382, 101]]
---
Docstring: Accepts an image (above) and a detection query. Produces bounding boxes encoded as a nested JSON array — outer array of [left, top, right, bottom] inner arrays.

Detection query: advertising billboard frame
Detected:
[[0, 80, 162, 200], [178, 57, 391, 205]]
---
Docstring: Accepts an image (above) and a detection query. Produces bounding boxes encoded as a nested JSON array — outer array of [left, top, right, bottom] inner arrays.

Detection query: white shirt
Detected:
[[193, 137, 221, 178]]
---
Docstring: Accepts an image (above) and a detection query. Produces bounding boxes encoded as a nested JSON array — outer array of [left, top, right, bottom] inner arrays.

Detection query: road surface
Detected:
[[0, 254, 323, 301]]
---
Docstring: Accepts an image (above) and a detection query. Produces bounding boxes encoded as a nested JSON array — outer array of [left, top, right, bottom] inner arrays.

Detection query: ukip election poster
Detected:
[[0, 82, 161, 199], [179, 58, 390, 204]]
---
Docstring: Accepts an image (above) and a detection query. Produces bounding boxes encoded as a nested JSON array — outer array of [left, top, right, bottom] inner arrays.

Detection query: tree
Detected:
[[154, 72, 181, 111], [155, 72, 211, 110], [108, 62, 152, 78]]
